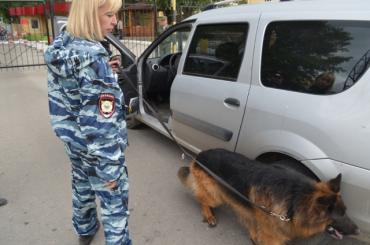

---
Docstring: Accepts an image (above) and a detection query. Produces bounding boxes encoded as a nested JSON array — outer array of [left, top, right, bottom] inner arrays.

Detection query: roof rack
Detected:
[[201, 0, 246, 11]]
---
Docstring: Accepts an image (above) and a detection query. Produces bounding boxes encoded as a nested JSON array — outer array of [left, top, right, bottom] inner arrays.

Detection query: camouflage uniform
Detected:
[[45, 31, 132, 245]]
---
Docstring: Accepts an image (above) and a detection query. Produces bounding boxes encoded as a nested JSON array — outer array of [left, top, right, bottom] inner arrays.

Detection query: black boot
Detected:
[[78, 222, 100, 245], [0, 198, 7, 207]]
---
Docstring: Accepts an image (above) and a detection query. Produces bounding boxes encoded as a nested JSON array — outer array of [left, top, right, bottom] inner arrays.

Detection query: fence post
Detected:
[[178, 6, 182, 22], [153, 3, 158, 38], [49, 0, 55, 39], [171, 0, 177, 24], [44, 0, 55, 44]]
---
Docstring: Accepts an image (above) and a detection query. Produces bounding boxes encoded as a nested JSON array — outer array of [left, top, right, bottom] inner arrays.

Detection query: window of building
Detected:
[[261, 21, 370, 94], [183, 23, 248, 81], [31, 19, 39, 29]]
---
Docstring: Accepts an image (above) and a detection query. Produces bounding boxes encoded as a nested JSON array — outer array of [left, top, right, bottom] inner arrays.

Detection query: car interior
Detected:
[[135, 28, 191, 122]]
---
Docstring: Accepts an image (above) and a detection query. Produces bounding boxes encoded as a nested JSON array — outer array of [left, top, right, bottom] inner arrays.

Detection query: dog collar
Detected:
[[261, 206, 291, 222]]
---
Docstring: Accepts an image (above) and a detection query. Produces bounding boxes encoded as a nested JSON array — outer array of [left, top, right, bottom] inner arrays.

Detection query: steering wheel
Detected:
[[168, 52, 182, 76], [163, 52, 181, 87]]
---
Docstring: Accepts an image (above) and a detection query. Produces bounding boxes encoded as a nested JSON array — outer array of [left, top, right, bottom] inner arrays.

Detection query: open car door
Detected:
[[131, 21, 194, 131], [105, 33, 138, 109]]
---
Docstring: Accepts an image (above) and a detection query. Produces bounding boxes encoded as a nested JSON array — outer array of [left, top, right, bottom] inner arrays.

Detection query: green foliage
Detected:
[[179, 0, 213, 7], [150, 0, 213, 11], [0, 2, 11, 23], [24, 33, 48, 42], [0, 1, 32, 24]]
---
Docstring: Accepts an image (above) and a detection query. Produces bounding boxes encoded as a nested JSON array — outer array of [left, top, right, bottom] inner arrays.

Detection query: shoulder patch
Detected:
[[99, 93, 115, 118]]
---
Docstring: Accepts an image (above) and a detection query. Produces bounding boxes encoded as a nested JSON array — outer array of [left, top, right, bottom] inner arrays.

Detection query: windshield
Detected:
[[148, 28, 191, 59]]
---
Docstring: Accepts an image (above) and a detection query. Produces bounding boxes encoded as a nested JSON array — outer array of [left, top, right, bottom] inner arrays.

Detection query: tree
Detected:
[[123, 0, 213, 23], [0, 1, 33, 24], [0, 2, 11, 23], [154, 0, 210, 10]]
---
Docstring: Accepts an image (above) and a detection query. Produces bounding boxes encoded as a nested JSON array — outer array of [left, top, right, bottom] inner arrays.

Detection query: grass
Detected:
[[24, 33, 48, 42]]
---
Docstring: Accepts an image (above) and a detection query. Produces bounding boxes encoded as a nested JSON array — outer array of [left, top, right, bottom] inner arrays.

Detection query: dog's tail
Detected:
[[178, 166, 191, 187]]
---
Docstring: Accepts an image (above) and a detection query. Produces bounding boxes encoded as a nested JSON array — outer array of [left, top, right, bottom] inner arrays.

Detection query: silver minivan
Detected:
[[111, 0, 370, 234]]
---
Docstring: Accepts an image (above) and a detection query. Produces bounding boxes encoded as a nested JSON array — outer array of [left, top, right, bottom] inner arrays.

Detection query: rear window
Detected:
[[261, 21, 370, 94], [183, 23, 248, 81]]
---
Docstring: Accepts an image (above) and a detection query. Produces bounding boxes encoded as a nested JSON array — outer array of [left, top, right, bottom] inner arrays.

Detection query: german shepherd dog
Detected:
[[178, 149, 356, 245]]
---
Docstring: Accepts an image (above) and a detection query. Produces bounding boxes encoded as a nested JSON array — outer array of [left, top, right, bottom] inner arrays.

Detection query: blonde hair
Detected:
[[67, 0, 122, 41]]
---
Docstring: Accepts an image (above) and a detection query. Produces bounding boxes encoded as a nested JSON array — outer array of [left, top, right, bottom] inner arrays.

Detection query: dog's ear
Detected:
[[318, 194, 336, 206], [328, 174, 342, 193]]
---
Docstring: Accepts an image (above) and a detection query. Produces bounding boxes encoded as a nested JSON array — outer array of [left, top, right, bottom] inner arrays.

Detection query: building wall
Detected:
[[11, 15, 47, 38], [22, 16, 46, 34]]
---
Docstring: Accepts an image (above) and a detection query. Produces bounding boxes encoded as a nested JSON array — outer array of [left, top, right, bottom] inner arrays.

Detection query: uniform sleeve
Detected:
[[78, 57, 126, 182], [44, 37, 94, 78]]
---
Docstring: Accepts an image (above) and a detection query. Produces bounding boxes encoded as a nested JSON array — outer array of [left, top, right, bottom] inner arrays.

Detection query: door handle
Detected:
[[224, 98, 240, 107]]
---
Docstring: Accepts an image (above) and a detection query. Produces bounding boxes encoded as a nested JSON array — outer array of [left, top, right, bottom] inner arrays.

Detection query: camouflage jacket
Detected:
[[45, 31, 127, 182]]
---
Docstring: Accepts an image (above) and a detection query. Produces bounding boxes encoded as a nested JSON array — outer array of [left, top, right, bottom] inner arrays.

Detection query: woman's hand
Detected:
[[108, 59, 121, 73], [105, 180, 118, 190]]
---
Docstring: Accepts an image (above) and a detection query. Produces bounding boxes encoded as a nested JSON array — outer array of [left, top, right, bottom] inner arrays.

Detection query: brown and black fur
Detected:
[[178, 149, 348, 245]]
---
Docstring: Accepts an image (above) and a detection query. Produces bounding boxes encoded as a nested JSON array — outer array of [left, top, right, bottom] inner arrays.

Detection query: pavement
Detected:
[[0, 69, 369, 245]]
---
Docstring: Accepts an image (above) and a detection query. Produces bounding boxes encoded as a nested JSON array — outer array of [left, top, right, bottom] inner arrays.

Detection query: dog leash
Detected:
[[118, 70, 291, 222]]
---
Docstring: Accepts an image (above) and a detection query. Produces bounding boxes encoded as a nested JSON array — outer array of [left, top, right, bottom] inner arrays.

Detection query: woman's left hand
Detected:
[[105, 180, 118, 190], [109, 59, 121, 73]]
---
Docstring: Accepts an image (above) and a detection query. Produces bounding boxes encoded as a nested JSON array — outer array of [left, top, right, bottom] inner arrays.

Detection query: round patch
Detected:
[[99, 93, 115, 118]]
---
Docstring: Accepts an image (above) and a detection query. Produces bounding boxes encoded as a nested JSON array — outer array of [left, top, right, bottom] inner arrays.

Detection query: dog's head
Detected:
[[316, 174, 346, 219], [327, 214, 360, 239], [313, 174, 359, 239]]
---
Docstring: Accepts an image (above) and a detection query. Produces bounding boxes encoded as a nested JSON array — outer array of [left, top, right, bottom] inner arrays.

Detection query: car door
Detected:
[[105, 33, 138, 107], [100, 22, 194, 131], [170, 15, 259, 153], [136, 21, 194, 107]]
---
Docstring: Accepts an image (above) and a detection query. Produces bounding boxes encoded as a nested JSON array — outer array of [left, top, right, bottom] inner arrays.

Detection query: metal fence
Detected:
[[0, 40, 46, 69], [177, 5, 202, 22], [114, 3, 203, 57], [0, 17, 48, 70], [116, 3, 157, 57], [0, 2, 205, 71], [0, 2, 52, 71]]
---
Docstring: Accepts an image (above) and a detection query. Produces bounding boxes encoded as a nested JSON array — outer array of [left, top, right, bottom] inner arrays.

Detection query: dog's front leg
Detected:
[[201, 204, 217, 227], [249, 238, 258, 245]]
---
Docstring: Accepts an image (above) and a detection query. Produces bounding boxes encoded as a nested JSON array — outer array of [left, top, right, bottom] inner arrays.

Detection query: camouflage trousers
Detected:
[[64, 143, 132, 245]]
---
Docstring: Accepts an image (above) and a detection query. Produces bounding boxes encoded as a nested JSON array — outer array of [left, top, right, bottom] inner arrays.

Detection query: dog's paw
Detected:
[[203, 216, 217, 227]]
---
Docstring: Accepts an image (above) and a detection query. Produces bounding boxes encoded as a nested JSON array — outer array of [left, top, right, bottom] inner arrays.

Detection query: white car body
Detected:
[[110, 0, 370, 235]]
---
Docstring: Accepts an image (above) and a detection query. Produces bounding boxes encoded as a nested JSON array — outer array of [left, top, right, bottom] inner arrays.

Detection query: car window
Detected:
[[149, 28, 191, 59], [261, 21, 370, 94], [183, 23, 248, 81]]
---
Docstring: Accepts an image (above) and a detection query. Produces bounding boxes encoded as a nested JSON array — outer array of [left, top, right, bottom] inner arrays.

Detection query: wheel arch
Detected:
[[256, 152, 320, 181]]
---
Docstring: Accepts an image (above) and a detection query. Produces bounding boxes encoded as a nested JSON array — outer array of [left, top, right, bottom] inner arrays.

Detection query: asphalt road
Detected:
[[0, 69, 369, 245]]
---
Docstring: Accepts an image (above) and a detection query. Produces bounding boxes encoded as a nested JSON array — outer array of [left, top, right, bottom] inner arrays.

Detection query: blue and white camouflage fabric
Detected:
[[45, 31, 132, 245]]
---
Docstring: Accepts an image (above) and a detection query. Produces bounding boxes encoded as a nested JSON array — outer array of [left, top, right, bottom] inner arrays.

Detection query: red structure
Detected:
[[9, 3, 70, 16]]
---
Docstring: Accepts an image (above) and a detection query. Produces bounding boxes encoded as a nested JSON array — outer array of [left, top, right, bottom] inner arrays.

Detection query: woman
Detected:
[[44, 1, 131, 244]]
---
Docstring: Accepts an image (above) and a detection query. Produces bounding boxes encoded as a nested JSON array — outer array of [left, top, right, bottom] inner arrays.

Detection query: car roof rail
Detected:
[[201, 0, 245, 11], [202, 0, 295, 11]]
